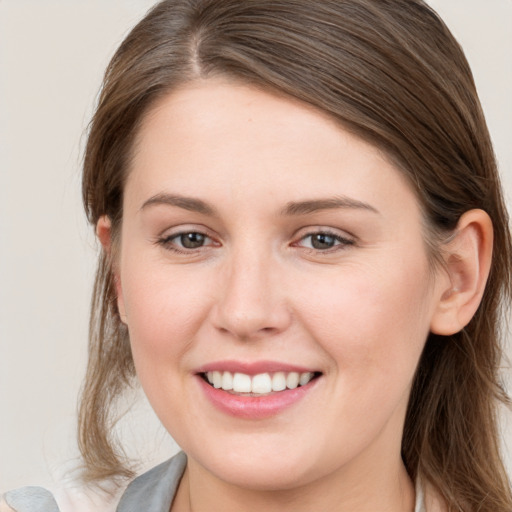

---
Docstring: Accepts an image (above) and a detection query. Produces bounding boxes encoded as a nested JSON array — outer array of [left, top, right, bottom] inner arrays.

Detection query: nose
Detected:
[[211, 247, 292, 341]]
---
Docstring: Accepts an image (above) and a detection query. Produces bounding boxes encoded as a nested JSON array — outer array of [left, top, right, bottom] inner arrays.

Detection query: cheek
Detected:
[[295, 255, 433, 384], [119, 254, 213, 372], [119, 260, 216, 431]]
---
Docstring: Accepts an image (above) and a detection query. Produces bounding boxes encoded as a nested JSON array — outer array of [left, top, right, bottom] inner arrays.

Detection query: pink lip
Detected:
[[195, 360, 316, 375], [195, 366, 320, 420]]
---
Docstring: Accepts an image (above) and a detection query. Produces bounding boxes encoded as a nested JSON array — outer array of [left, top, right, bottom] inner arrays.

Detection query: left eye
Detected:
[[298, 232, 353, 250]]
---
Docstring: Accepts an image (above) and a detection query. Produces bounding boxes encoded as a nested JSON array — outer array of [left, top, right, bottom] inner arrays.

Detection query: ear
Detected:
[[430, 209, 493, 335], [96, 216, 127, 324]]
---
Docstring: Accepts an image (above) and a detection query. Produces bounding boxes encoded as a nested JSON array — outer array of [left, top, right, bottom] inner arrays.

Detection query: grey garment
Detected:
[[116, 451, 187, 512], [4, 486, 60, 512]]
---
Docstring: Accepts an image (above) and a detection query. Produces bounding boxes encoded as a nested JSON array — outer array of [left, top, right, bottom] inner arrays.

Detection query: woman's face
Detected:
[[115, 80, 447, 490]]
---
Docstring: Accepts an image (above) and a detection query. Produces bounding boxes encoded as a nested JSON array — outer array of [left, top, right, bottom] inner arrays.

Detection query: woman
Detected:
[[2, 0, 511, 511]]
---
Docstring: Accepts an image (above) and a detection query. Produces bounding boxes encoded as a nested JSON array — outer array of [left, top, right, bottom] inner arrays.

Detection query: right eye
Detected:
[[175, 232, 208, 249], [157, 231, 217, 253], [301, 233, 341, 250]]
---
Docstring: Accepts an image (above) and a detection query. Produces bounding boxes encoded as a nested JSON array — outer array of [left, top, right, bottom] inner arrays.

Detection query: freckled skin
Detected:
[[114, 80, 449, 511]]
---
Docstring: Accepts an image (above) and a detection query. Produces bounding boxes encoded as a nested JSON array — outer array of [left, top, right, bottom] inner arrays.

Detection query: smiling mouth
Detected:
[[201, 370, 321, 396]]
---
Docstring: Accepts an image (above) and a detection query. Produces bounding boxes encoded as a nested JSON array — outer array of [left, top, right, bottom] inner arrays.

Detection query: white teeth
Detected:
[[221, 371, 233, 391], [233, 373, 252, 393], [286, 372, 299, 389], [205, 370, 316, 393], [272, 372, 287, 391], [212, 371, 222, 389], [252, 373, 272, 394]]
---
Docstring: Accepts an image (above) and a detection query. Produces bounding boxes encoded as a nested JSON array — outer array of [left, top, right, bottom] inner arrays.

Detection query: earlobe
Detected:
[[96, 216, 128, 324], [430, 209, 493, 336]]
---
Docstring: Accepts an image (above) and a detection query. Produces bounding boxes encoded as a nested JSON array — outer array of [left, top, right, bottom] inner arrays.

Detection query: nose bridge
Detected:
[[214, 238, 290, 339]]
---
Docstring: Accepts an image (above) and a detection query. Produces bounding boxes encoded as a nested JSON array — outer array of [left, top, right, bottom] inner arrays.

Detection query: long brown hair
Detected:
[[80, 1, 512, 509]]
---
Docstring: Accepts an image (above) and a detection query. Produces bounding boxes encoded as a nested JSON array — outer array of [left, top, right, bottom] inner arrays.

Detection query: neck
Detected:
[[171, 455, 415, 512]]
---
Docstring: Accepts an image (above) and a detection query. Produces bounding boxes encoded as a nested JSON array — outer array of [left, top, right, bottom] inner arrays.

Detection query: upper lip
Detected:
[[195, 360, 320, 375]]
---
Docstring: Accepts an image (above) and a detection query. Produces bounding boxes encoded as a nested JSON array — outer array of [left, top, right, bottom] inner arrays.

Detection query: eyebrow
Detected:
[[140, 193, 379, 217], [140, 193, 216, 215], [281, 196, 379, 216]]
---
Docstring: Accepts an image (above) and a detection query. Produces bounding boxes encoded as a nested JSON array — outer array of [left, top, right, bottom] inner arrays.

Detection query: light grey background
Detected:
[[1, 0, 511, 493]]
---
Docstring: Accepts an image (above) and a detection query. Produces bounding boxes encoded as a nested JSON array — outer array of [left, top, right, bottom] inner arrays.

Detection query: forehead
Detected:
[[126, 79, 419, 219]]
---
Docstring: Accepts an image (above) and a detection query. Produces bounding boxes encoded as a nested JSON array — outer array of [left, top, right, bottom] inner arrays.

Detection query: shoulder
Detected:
[[1, 487, 60, 512]]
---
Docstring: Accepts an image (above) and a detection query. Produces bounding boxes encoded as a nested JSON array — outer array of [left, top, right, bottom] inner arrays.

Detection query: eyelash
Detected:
[[156, 229, 355, 255]]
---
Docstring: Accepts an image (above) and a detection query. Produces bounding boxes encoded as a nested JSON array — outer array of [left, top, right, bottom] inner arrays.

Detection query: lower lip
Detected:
[[197, 376, 319, 419]]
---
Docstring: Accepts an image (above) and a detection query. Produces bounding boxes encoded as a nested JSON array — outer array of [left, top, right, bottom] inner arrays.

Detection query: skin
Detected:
[[97, 79, 492, 512]]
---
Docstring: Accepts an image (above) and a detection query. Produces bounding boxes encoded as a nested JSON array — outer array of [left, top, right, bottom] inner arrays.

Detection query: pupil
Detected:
[[181, 233, 205, 249], [312, 234, 335, 249]]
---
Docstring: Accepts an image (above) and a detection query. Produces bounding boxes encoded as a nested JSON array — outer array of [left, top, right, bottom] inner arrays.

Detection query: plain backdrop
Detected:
[[1, 0, 511, 493]]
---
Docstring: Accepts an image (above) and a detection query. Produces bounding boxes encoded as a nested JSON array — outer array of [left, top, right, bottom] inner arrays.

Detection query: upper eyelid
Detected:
[[293, 226, 356, 241], [158, 224, 215, 239]]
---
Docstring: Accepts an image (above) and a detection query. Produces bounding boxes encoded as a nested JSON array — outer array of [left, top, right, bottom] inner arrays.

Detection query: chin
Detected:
[[210, 458, 315, 491], [185, 433, 335, 492]]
